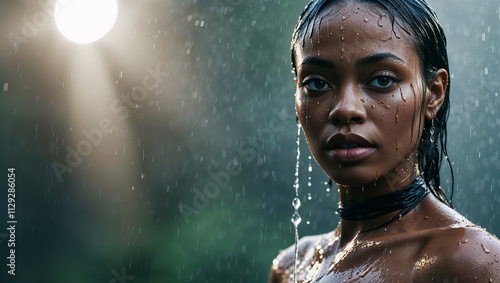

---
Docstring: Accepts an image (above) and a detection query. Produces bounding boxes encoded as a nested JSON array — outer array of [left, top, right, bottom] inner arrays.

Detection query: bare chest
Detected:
[[294, 239, 423, 283]]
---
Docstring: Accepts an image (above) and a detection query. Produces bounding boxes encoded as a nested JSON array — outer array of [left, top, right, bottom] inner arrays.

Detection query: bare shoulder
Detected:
[[418, 225, 500, 282], [268, 233, 327, 283]]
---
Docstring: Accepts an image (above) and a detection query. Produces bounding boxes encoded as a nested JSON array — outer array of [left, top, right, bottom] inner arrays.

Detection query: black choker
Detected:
[[338, 178, 430, 231]]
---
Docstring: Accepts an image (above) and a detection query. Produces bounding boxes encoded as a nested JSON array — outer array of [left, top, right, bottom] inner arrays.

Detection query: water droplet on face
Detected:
[[400, 87, 407, 101], [378, 101, 391, 109]]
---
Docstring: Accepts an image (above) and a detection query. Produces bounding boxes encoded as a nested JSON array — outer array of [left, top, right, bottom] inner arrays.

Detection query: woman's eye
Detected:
[[303, 78, 330, 91], [368, 76, 399, 89]]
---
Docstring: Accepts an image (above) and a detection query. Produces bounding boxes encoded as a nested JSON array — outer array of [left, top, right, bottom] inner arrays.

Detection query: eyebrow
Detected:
[[298, 56, 335, 69], [355, 52, 406, 67], [298, 52, 406, 69]]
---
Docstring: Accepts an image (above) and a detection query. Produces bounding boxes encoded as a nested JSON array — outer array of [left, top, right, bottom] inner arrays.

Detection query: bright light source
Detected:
[[55, 0, 118, 44]]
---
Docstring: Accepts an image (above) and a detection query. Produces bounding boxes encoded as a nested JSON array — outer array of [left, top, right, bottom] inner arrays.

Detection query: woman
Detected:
[[269, 0, 500, 282]]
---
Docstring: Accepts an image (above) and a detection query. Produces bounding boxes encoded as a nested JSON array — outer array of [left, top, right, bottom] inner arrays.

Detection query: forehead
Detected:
[[295, 2, 419, 68]]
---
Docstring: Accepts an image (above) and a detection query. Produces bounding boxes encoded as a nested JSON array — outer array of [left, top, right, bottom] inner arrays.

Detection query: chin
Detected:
[[327, 169, 379, 187], [332, 177, 377, 187]]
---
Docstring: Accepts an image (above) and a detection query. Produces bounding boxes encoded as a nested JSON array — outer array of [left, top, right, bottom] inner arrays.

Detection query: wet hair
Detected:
[[291, 0, 453, 207]]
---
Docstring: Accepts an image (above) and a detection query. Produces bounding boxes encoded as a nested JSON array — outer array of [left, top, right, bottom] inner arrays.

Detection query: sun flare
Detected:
[[54, 0, 118, 44]]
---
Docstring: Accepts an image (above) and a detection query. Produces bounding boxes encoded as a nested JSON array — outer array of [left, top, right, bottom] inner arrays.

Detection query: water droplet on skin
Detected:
[[378, 101, 391, 109], [378, 17, 384, 27], [361, 98, 366, 102], [400, 87, 407, 101], [459, 239, 469, 245], [482, 243, 491, 254], [364, 18, 369, 22], [371, 104, 376, 109], [359, 266, 371, 278], [395, 33, 401, 39]]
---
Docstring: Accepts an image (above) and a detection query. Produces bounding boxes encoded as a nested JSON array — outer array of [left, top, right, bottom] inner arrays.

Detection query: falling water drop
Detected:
[[307, 193, 312, 201], [292, 121, 301, 283], [291, 212, 302, 226], [292, 197, 301, 210]]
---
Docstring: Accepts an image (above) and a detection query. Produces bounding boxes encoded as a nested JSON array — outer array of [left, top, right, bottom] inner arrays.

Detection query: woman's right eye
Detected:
[[302, 78, 330, 91]]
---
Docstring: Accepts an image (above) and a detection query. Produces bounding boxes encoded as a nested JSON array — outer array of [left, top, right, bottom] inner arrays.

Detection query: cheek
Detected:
[[296, 95, 330, 124], [380, 91, 422, 153]]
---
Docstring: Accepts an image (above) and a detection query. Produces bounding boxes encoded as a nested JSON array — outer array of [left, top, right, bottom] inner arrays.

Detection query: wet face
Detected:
[[294, 3, 431, 187]]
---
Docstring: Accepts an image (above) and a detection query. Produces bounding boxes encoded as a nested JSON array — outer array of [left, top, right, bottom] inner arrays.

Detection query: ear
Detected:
[[425, 69, 448, 120]]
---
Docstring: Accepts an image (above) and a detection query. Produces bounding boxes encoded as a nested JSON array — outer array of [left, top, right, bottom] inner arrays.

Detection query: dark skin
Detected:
[[270, 3, 500, 282]]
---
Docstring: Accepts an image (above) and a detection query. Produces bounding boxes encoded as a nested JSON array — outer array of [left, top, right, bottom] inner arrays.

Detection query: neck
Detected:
[[338, 168, 417, 205], [336, 169, 422, 243]]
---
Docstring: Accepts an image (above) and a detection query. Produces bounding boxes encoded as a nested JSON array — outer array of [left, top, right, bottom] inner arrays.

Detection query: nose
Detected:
[[328, 84, 367, 125]]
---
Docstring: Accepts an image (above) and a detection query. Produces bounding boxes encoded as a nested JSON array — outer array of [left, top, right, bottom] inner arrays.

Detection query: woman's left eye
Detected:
[[367, 76, 399, 90]]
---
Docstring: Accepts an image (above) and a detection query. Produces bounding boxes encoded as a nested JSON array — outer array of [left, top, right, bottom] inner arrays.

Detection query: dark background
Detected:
[[0, 0, 498, 282]]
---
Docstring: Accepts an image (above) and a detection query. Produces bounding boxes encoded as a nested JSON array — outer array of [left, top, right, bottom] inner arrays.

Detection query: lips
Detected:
[[326, 133, 375, 163]]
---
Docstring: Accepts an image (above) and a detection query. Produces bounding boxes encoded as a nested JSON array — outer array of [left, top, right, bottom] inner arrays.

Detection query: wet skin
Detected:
[[270, 2, 500, 282]]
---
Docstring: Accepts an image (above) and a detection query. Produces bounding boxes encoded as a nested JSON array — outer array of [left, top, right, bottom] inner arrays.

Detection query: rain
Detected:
[[0, 0, 498, 282]]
